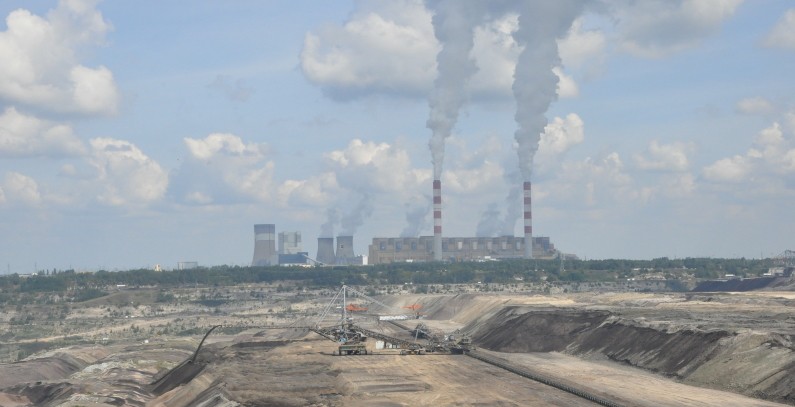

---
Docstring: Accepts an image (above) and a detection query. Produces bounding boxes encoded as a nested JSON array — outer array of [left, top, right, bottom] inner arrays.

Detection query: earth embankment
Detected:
[[470, 306, 795, 403]]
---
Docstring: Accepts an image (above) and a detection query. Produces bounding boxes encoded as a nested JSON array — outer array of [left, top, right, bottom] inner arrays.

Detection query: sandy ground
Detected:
[[478, 350, 786, 407], [1, 287, 794, 406]]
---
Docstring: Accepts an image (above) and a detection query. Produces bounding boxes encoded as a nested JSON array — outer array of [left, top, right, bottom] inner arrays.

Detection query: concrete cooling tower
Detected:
[[335, 235, 355, 265], [252, 224, 277, 266], [316, 237, 336, 265]]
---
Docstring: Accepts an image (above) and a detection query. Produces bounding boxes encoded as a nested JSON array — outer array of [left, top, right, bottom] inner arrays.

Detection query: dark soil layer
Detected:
[[471, 306, 795, 404]]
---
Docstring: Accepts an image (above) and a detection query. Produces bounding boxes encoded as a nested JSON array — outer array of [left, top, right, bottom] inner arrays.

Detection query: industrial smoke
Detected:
[[512, 0, 586, 257], [426, 0, 483, 180]]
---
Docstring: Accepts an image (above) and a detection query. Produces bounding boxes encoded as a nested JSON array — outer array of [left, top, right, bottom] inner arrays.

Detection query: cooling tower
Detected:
[[523, 181, 532, 259], [433, 179, 442, 261], [336, 235, 355, 265], [316, 237, 336, 265], [252, 224, 277, 266]]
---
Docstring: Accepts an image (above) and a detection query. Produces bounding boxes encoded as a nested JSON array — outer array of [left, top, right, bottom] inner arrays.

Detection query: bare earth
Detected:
[[0, 285, 793, 406]]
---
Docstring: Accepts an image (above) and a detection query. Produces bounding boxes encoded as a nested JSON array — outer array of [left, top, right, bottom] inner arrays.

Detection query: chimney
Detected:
[[336, 235, 355, 265], [316, 237, 336, 265], [252, 224, 277, 266], [523, 181, 532, 259], [433, 179, 442, 261]]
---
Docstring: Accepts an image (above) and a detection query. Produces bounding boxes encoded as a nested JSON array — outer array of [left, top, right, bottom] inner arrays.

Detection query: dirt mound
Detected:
[[470, 306, 795, 403], [472, 307, 610, 352], [694, 277, 781, 292]]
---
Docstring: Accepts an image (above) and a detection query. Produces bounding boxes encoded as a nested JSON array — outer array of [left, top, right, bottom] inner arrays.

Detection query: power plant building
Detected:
[[368, 236, 557, 265], [251, 224, 277, 266], [279, 231, 302, 255]]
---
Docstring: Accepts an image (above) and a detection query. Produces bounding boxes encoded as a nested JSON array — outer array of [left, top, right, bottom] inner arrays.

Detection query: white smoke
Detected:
[[401, 200, 431, 237], [512, 1, 586, 181], [475, 203, 501, 237], [319, 208, 338, 238], [340, 194, 374, 236], [426, 0, 486, 180]]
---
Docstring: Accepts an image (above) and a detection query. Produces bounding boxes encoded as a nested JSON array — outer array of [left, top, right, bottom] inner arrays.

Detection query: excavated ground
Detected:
[[0, 287, 793, 406]]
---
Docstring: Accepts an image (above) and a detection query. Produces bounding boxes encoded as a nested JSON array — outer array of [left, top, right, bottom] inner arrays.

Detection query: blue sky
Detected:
[[0, 0, 794, 272]]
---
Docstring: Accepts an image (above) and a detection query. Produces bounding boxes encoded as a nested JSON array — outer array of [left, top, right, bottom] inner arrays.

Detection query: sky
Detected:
[[0, 0, 794, 273]]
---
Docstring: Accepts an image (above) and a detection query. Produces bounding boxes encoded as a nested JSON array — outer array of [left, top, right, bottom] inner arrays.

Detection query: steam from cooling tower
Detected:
[[319, 208, 339, 238], [340, 194, 373, 236], [476, 203, 501, 237], [400, 200, 431, 238], [426, 0, 484, 180]]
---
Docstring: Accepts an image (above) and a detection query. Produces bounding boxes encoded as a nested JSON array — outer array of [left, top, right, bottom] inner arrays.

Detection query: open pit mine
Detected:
[[0, 283, 794, 406]]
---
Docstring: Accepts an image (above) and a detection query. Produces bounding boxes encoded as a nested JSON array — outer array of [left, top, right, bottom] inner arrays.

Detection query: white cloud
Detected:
[[0, 107, 85, 157], [0, 0, 119, 115], [736, 96, 775, 115], [703, 155, 750, 182], [300, 0, 438, 99], [702, 120, 795, 185], [610, 0, 743, 58], [548, 152, 635, 206], [634, 140, 693, 172], [89, 138, 168, 206], [539, 113, 585, 156], [2, 172, 42, 205], [184, 132, 268, 161], [277, 173, 340, 208], [176, 133, 274, 204], [300, 2, 582, 101], [553, 67, 578, 98], [325, 138, 428, 193], [444, 161, 503, 194], [763, 9, 795, 50], [558, 17, 606, 71]]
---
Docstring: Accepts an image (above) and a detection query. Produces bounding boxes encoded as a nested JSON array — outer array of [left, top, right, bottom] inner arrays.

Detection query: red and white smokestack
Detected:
[[523, 181, 532, 259], [433, 179, 442, 261]]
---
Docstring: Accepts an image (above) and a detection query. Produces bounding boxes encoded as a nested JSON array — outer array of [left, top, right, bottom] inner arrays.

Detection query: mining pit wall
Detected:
[[469, 306, 795, 404]]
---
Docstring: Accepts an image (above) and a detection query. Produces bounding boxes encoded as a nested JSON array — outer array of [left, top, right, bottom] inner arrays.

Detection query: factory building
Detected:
[[279, 231, 302, 255], [368, 236, 557, 265], [253, 225, 309, 266]]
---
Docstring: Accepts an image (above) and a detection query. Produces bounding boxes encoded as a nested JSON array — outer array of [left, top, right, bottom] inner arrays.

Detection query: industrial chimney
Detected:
[[335, 235, 355, 265], [316, 237, 336, 265], [523, 181, 532, 259], [433, 179, 442, 261], [252, 224, 277, 266]]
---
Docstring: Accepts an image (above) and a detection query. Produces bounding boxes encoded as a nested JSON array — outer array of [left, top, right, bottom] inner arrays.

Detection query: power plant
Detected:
[[279, 231, 302, 255], [335, 235, 355, 265], [251, 224, 277, 266], [252, 225, 310, 267], [316, 237, 336, 265], [368, 236, 558, 265]]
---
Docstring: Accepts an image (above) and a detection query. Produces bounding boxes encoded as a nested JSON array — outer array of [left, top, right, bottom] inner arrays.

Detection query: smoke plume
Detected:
[[340, 194, 374, 235], [426, 0, 485, 180], [401, 200, 431, 237], [319, 208, 338, 238], [476, 203, 501, 237], [512, 1, 586, 181]]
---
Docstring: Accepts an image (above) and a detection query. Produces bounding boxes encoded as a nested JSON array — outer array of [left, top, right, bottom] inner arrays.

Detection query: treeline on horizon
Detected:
[[0, 257, 775, 298]]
